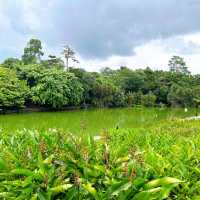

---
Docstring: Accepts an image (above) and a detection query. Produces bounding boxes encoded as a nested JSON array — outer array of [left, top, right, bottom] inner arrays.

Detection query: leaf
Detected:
[[193, 196, 200, 200], [10, 168, 33, 177], [30, 194, 38, 200], [0, 192, 12, 198], [133, 187, 162, 200], [82, 182, 98, 199], [115, 156, 130, 164], [111, 182, 132, 196], [145, 177, 183, 189], [38, 192, 47, 200], [49, 184, 73, 194], [43, 155, 54, 164], [0, 158, 7, 171]]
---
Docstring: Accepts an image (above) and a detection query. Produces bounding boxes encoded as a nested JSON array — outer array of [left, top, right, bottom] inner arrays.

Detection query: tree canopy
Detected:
[[0, 38, 200, 111], [0, 67, 29, 109]]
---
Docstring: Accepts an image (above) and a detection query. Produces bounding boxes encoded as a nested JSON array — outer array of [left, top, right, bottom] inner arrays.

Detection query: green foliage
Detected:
[[0, 67, 29, 109], [22, 39, 44, 65], [125, 92, 135, 106], [90, 78, 117, 107], [31, 69, 83, 108], [115, 67, 145, 93], [1, 119, 200, 198], [141, 92, 157, 107], [2, 58, 22, 69], [167, 84, 194, 107], [0, 120, 194, 199], [1, 38, 200, 110], [168, 56, 190, 74], [42, 55, 65, 69], [16, 64, 46, 87], [69, 68, 98, 105], [112, 90, 126, 107]]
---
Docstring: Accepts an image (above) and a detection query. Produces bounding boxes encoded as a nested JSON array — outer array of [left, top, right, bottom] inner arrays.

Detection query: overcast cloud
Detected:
[[1, 0, 200, 73]]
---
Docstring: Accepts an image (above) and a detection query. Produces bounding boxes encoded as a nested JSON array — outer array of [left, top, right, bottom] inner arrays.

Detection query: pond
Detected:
[[0, 107, 197, 135]]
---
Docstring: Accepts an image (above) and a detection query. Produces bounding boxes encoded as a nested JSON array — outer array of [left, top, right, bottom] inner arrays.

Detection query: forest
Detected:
[[0, 38, 200, 111]]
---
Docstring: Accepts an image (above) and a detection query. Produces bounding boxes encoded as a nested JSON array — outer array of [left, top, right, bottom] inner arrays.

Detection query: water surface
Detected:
[[0, 107, 197, 134]]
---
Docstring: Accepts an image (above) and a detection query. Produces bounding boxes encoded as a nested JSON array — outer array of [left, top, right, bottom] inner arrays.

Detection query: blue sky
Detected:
[[1, 0, 200, 73]]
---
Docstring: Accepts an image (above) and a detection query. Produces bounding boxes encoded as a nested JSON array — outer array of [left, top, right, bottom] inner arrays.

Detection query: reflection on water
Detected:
[[0, 107, 197, 135]]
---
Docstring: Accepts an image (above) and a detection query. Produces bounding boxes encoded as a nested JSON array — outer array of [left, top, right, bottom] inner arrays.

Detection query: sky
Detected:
[[1, 0, 200, 73]]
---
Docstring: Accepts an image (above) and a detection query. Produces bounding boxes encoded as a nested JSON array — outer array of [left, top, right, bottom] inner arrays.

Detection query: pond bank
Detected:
[[0, 105, 93, 114]]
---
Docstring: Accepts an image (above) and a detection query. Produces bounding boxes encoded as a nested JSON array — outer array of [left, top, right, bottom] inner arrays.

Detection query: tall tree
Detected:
[[22, 39, 44, 65], [62, 45, 79, 70], [168, 56, 190, 74]]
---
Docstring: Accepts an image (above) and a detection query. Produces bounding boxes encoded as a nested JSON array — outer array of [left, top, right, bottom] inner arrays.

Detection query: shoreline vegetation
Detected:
[[0, 119, 200, 199], [1, 38, 200, 113]]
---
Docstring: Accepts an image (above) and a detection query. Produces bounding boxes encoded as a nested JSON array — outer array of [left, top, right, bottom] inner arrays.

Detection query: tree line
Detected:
[[0, 38, 200, 111]]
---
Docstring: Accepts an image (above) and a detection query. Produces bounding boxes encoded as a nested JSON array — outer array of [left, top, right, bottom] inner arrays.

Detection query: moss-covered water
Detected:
[[0, 107, 197, 134]]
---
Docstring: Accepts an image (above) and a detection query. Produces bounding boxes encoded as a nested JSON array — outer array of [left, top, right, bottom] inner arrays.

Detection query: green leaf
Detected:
[[111, 182, 132, 196], [0, 158, 7, 171], [133, 187, 162, 200], [49, 184, 73, 194], [145, 177, 183, 189], [10, 168, 33, 177], [82, 182, 98, 199]]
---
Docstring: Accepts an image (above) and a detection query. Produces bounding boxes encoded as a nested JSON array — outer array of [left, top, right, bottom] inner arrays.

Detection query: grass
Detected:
[[0, 119, 200, 199]]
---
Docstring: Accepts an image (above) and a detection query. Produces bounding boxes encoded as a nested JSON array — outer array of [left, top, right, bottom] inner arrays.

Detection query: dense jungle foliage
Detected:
[[1, 38, 200, 111]]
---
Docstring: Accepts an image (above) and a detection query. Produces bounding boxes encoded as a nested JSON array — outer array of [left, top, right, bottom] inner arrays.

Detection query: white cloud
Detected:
[[77, 33, 200, 74], [0, 0, 200, 74], [183, 32, 200, 45], [21, 0, 42, 31]]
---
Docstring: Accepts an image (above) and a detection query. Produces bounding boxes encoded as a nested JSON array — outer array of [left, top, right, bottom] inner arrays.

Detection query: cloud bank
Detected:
[[1, 0, 200, 73]]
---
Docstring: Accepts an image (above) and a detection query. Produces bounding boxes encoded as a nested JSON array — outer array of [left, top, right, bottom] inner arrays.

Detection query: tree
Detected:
[[118, 69, 145, 93], [0, 67, 29, 109], [31, 69, 83, 108], [90, 78, 117, 107], [69, 68, 97, 105], [42, 55, 65, 69], [167, 84, 193, 107], [62, 45, 79, 70], [22, 39, 44, 64], [168, 56, 190, 74]]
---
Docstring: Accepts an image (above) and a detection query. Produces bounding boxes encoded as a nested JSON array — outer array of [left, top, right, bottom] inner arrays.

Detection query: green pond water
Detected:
[[0, 107, 197, 135]]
